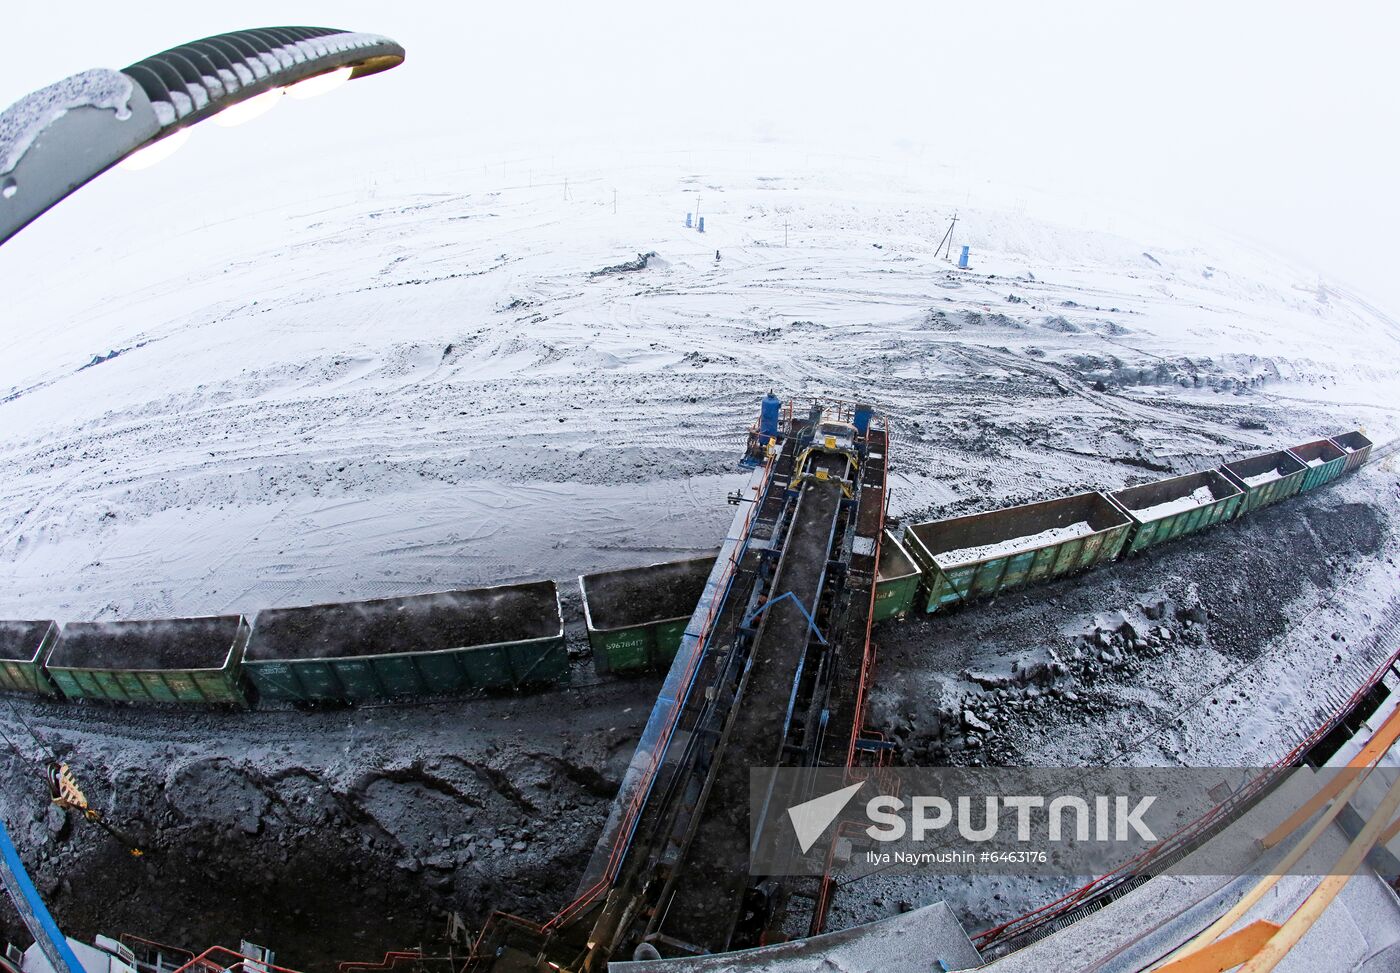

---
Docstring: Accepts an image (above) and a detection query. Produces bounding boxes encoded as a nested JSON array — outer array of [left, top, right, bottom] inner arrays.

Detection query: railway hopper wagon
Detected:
[[873, 529, 920, 621], [0, 620, 60, 696], [1330, 430, 1374, 475], [1220, 449, 1308, 514], [44, 615, 250, 705], [1288, 438, 1349, 492], [243, 581, 566, 703], [1108, 469, 1244, 554], [580, 554, 718, 675], [904, 491, 1133, 614]]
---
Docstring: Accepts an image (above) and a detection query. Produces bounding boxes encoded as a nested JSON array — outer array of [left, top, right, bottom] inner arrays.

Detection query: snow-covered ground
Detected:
[[3, 146, 1399, 966], [2, 149, 1396, 623]]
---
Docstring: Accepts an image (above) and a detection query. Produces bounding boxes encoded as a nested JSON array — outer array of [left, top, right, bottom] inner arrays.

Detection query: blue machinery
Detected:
[[741, 591, 828, 646], [0, 819, 83, 973]]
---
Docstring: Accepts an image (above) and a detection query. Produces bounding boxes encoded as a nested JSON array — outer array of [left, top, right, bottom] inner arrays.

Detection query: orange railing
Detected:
[[170, 947, 309, 973], [336, 951, 447, 973], [119, 934, 195, 966]]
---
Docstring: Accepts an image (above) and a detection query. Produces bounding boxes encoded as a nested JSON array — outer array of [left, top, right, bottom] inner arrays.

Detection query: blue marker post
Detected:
[[698, 216, 705, 233], [958, 245, 970, 269], [686, 213, 693, 228], [0, 818, 86, 973]]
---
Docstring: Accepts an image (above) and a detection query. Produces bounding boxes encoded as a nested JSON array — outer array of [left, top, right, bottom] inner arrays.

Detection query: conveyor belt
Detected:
[[660, 461, 845, 951], [576, 438, 798, 909], [819, 426, 887, 770], [460, 411, 887, 970]]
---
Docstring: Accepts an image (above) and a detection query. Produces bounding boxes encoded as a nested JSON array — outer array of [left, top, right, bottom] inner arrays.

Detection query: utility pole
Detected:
[[784, 220, 789, 247], [936, 211, 959, 261], [613, 189, 617, 214]]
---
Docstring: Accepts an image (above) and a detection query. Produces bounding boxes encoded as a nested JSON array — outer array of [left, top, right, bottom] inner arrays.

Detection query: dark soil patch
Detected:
[[0, 677, 657, 973]]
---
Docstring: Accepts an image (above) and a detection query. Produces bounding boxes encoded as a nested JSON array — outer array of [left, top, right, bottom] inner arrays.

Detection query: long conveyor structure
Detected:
[[468, 399, 889, 972]]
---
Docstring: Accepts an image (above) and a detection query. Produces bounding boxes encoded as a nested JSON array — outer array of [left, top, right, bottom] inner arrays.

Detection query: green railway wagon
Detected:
[[904, 492, 1132, 614], [872, 530, 920, 622], [45, 616, 250, 704], [1329, 430, 1373, 475], [1288, 439, 1348, 493], [580, 554, 718, 675], [0, 620, 60, 696], [1109, 469, 1243, 554], [1219, 450, 1308, 515], [243, 580, 566, 703]]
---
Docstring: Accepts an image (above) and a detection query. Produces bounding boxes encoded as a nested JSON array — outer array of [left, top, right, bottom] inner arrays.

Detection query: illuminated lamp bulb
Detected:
[[118, 127, 191, 170], [214, 88, 283, 127]]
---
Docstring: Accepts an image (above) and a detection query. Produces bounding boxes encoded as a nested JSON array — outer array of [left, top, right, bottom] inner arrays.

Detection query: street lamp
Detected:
[[0, 29, 404, 973], [0, 26, 405, 246]]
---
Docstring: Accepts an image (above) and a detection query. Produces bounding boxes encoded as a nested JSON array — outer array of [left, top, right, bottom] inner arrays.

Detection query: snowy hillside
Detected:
[[2, 152, 1397, 621]]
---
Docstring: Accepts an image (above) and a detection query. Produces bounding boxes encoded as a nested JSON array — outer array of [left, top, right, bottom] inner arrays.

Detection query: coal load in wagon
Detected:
[[580, 554, 718, 673], [244, 580, 566, 701], [46, 616, 249, 704], [0, 620, 60, 695]]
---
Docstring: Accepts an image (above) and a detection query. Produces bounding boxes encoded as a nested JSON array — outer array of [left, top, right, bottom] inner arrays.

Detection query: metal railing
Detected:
[[170, 947, 306, 973], [974, 641, 1400, 954]]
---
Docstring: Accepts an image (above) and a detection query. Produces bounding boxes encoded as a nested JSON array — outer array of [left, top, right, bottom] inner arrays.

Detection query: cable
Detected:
[[2, 697, 60, 764], [0, 720, 45, 777]]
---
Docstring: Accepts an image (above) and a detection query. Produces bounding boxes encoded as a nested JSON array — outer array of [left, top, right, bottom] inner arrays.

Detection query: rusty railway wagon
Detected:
[[0, 430, 1378, 701], [904, 491, 1133, 613]]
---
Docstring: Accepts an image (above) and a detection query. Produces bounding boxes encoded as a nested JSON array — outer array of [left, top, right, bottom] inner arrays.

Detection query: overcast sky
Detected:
[[4, 2, 1399, 312]]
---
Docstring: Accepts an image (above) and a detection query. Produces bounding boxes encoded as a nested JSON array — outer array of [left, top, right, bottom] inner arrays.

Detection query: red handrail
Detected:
[[170, 946, 305, 973], [119, 934, 196, 963], [336, 951, 432, 973]]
